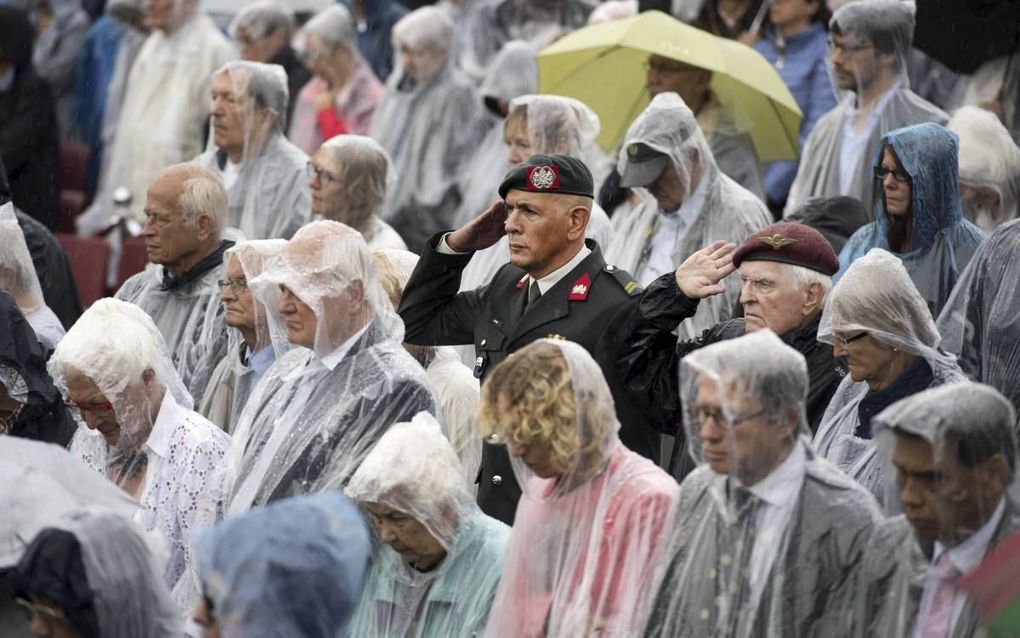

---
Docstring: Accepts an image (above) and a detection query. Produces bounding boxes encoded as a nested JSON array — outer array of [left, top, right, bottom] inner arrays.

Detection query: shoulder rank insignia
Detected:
[[757, 234, 798, 250], [546, 333, 567, 340], [568, 273, 591, 301], [516, 274, 530, 289], [625, 281, 644, 296]]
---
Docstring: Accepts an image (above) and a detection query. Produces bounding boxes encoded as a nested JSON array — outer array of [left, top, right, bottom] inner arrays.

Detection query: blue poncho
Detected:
[[837, 122, 985, 315]]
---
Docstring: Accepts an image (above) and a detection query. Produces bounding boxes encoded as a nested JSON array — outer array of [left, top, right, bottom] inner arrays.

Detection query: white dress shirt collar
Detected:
[[531, 244, 592, 295]]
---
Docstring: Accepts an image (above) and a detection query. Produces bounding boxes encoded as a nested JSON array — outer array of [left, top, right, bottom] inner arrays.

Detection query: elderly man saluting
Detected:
[[399, 154, 657, 525]]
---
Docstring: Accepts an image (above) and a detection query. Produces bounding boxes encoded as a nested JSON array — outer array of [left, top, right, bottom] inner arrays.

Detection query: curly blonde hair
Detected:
[[477, 341, 612, 480]]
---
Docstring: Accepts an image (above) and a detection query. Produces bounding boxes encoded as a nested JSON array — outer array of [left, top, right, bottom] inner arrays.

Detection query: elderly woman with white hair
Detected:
[[948, 105, 1020, 231], [288, 4, 384, 154], [48, 297, 230, 619], [370, 5, 487, 252], [814, 248, 964, 504], [347, 412, 508, 637], [308, 134, 406, 250]]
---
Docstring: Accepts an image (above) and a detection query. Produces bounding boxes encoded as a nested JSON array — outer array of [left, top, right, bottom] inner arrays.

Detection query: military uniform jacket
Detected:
[[399, 234, 658, 524]]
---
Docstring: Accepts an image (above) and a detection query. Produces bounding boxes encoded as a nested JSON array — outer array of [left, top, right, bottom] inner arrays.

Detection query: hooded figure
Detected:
[[347, 412, 509, 637], [14, 509, 181, 638], [48, 298, 230, 616], [459, 94, 615, 295], [370, 6, 487, 252], [814, 249, 964, 504], [783, 0, 948, 216], [644, 330, 880, 637], [80, 0, 235, 231], [837, 123, 985, 316], [0, 200, 65, 349], [937, 218, 1020, 425], [0, 5, 60, 230], [193, 61, 310, 240], [857, 383, 1020, 637], [199, 239, 286, 434], [194, 492, 371, 638], [31, 0, 90, 139], [453, 40, 538, 230], [479, 339, 679, 636], [607, 92, 771, 339], [458, 0, 597, 83], [225, 221, 436, 513], [0, 290, 75, 446]]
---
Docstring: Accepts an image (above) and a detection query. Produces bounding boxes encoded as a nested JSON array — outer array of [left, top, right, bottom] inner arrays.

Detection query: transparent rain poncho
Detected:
[[479, 339, 680, 636], [814, 249, 964, 504], [607, 92, 771, 339], [195, 492, 371, 638], [948, 105, 1020, 232], [453, 40, 538, 230], [374, 248, 482, 484], [315, 135, 406, 250], [783, 0, 949, 216], [858, 382, 1020, 637], [937, 218, 1020, 425], [198, 239, 287, 434], [0, 201, 64, 349], [47, 298, 231, 615], [370, 6, 488, 251], [460, 93, 615, 294], [81, 5, 236, 229], [347, 412, 509, 637], [14, 508, 181, 638], [644, 330, 880, 637], [226, 221, 437, 512], [837, 123, 986, 317], [192, 61, 310, 240]]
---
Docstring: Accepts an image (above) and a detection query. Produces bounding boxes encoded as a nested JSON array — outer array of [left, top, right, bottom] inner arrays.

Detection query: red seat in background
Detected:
[[59, 143, 92, 234], [56, 234, 108, 307]]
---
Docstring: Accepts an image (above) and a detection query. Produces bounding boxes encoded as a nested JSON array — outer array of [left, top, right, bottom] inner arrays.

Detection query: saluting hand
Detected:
[[446, 200, 508, 252], [674, 240, 737, 299]]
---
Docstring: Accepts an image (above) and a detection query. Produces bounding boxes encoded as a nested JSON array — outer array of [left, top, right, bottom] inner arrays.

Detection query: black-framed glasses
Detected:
[[834, 331, 869, 347], [306, 161, 340, 185], [874, 165, 911, 184], [14, 596, 68, 622], [217, 278, 248, 293], [827, 39, 874, 55], [696, 407, 766, 429]]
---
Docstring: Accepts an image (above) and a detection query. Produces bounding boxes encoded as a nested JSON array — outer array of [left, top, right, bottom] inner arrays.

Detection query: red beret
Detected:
[[732, 222, 840, 276]]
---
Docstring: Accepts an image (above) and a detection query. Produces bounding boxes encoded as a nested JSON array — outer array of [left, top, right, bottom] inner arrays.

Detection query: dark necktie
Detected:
[[523, 280, 541, 314]]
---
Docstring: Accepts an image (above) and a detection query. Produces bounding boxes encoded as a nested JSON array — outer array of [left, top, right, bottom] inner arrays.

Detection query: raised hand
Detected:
[[674, 240, 737, 299], [446, 200, 508, 252]]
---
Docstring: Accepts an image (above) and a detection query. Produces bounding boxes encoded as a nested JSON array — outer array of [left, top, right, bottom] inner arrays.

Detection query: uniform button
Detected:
[[491, 475, 503, 486], [480, 338, 487, 347], [606, 264, 615, 272]]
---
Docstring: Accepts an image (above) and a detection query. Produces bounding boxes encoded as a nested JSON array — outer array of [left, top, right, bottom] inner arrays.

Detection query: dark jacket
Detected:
[[270, 44, 312, 130], [399, 235, 658, 525], [604, 272, 847, 478], [0, 291, 76, 446], [14, 209, 83, 329]]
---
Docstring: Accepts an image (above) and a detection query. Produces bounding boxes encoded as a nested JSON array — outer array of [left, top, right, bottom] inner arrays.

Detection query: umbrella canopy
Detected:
[[537, 10, 802, 161], [914, 0, 1020, 74], [0, 437, 136, 567]]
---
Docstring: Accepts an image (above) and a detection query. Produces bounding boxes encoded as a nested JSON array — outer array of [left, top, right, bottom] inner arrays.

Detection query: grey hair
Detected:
[[159, 164, 227, 237], [214, 60, 289, 134], [321, 135, 393, 227], [302, 4, 357, 51], [391, 6, 454, 53], [229, 0, 295, 40], [776, 262, 833, 299]]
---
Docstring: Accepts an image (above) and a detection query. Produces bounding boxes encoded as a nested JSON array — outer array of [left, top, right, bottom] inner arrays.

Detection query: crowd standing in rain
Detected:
[[1, 0, 1020, 637]]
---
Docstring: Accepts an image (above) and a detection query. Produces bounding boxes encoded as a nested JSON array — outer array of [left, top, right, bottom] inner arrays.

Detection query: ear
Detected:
[[802, 281, 824, 316], [195, 214, 213, 242], [346, 278, 366, 311], [566, 206, 590, 241], [978, 452, 1010, 495]]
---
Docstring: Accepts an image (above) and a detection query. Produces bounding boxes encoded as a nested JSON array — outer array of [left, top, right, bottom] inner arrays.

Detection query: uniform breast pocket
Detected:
[[473, 321, 508, 379]]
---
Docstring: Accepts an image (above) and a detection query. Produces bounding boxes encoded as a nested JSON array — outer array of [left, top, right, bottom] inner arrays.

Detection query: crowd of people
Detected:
[[1, 0, 1020, 636]]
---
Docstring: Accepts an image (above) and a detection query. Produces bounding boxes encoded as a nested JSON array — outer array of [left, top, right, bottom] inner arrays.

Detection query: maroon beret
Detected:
[[732, 222, 840, 275]]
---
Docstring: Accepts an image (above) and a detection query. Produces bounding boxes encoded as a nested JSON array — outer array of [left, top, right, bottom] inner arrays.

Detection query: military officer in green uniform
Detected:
[[398, 154, 660, 525]]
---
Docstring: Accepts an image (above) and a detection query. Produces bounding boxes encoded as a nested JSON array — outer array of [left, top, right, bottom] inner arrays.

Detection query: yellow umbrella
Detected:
[[537, 10, 803, 162]]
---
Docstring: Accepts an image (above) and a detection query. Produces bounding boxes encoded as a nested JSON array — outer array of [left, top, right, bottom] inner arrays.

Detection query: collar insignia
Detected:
[[516, 274, 530, 289], [568, 273, 592, 301], [757, 234, 798, 250]]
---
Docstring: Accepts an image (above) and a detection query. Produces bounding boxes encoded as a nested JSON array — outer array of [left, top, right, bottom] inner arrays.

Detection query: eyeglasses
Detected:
[[0, 403, 24, 434], [696, 407, 766, 428], [306, 161, 340, 185], [827, 39, 874, 56], [874, 165, 911, 184], [64, 398, 114, 414], [217, 278, 248, 293], [834, 331, 869, 347], [14, 597, 68, 623]]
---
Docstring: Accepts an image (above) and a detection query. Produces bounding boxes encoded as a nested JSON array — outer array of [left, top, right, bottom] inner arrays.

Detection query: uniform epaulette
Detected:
[[603, 264, 643, 297]]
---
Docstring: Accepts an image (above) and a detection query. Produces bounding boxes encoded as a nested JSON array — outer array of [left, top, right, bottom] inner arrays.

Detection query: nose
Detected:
[[378, 522, 397, 544], [899, 476, 924, 509], [220, 285, 235, 303], [142, 216, 157, 237], [739, 281, 755, 306], [699, 417, 723, 444], [504, 209, 522, 235], [210, 96, 224, 118], [832, 340, 846, 358]]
